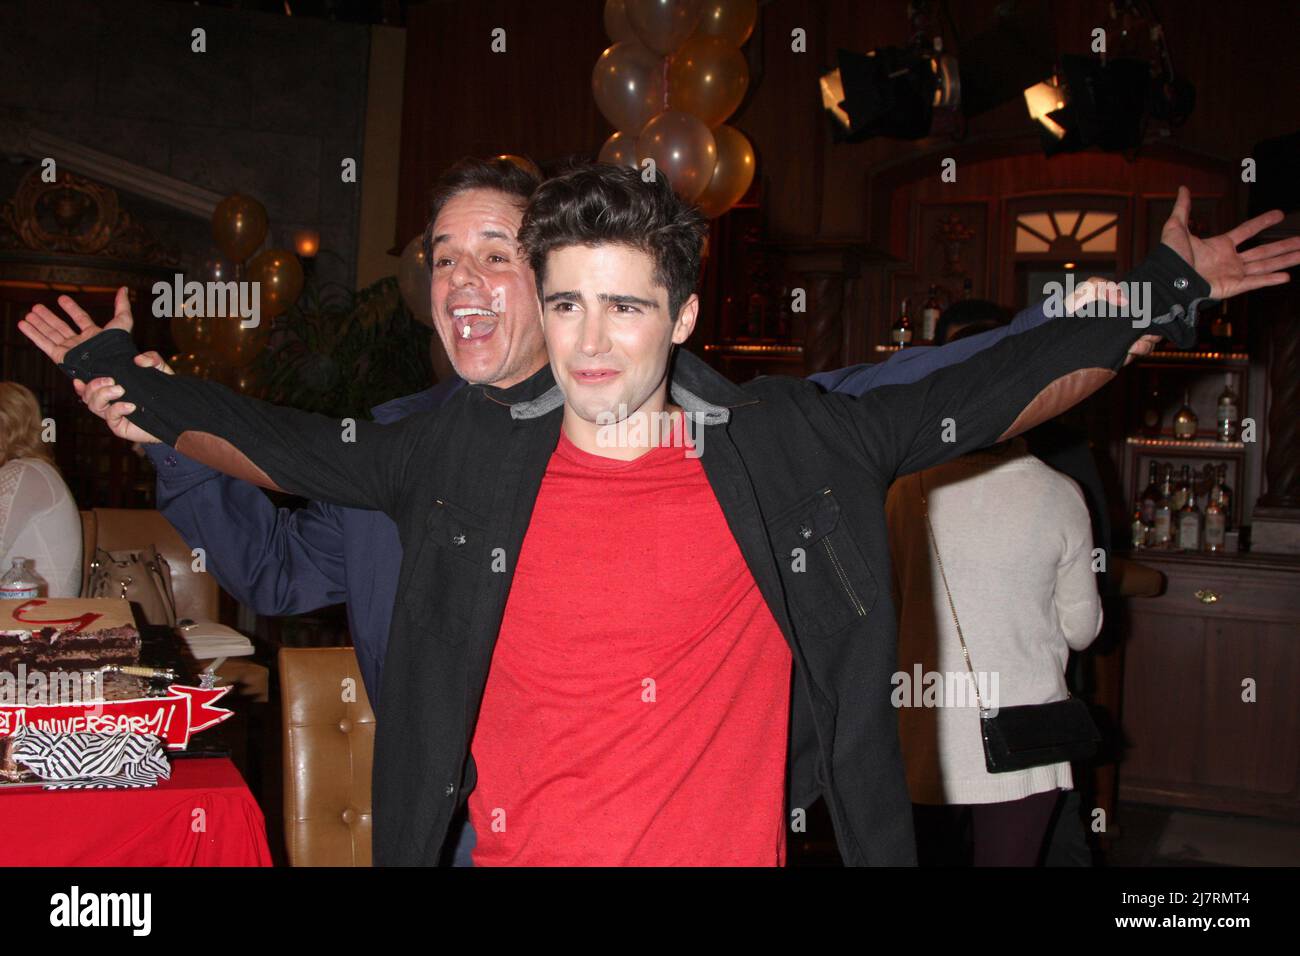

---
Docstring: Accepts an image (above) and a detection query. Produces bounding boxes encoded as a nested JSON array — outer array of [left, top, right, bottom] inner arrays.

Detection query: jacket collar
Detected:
[[478, 347, 758, 425]]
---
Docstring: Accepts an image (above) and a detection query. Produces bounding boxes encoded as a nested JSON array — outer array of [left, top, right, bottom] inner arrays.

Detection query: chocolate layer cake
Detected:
[[0, 599, 140, 672]]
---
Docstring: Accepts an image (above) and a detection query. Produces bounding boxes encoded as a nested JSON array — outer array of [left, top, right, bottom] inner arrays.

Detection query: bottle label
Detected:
[[921, 309, 939, 341], [0, 586, 39, 601], [1178, 515, 1200, 550], [1205, 513, 1226, 546], [891, 328, 912, 345], [1154, 513, 1171, 543], [1218, 404, 1237, 422]]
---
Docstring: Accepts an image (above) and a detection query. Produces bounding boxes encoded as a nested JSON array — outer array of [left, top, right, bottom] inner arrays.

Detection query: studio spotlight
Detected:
[[1023, 75, 1067, 140], [821, 45, 958, 142]]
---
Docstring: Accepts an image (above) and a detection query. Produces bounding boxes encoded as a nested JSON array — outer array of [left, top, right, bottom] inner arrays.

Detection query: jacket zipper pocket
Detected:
[[821, 537, 867, 617]]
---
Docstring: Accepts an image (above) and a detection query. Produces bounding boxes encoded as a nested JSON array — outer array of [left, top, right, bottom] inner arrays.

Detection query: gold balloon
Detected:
[[168, 352, 224, 380], [211, 194, 269, 264], [637, 110, 716, 201], [597, 130, 640, 168], [592, 41, 666, 134], [626, 0, 704, 56], [604, 0, 637, 42], [692, 0, 757, 46], [494, 154, 543, 179], [397, 236, 433, 326], [694, 124, 755, 218], [247, 248, 305, 320], [668, 35, 749, 127], [210, 320, 272, 369], [170, 312, 222, 356]]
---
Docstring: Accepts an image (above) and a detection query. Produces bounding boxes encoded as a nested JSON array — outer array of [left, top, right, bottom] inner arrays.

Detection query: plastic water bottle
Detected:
[[0, 558, 45, 600]]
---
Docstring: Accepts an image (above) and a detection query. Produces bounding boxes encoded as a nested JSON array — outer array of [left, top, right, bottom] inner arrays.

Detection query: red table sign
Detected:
[[0, 684, 233, 749]]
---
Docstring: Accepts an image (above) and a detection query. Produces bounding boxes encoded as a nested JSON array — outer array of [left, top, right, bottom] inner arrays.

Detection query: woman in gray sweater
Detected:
[[886, 308, 1103, 866]]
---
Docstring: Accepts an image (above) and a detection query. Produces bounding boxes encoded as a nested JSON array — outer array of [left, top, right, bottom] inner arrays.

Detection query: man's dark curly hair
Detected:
[[421, 156, 542, 272], [517, 162, 708, 320]]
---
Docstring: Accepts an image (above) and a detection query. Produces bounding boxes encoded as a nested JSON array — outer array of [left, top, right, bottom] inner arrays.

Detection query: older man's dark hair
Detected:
[[421, 156, 543, 271], [517, 163, 708, 320]]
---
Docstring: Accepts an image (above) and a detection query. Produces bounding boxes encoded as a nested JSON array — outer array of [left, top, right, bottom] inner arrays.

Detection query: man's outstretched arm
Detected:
[[20, 293, 424, 519], [807, 295, 1058, 396], [147, 444, 350, 614], [825, 191, 1300, 481]]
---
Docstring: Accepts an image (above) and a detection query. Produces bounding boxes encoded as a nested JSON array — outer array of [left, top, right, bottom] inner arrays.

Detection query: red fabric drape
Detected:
[[0, 757, 273, 867]]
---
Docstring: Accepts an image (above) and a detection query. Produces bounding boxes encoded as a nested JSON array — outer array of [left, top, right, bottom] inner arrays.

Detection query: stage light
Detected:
[[821, 47, 953, 142], [820, 69, 850, 130], [1024, 75, 1067, 139]]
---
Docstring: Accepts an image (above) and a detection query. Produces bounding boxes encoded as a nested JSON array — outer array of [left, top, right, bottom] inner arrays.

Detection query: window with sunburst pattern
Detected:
[[1015, 210, 1119, 254]]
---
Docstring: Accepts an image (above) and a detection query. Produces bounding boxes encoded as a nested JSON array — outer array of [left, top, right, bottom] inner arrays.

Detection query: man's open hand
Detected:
[[18, 286, 135, 365], [1161, 186, 1300, 300], [19, 287, 163, 444]]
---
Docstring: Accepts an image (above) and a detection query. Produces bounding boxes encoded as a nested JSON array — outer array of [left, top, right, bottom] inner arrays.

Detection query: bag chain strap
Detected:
[[917, 472, 988, 716]]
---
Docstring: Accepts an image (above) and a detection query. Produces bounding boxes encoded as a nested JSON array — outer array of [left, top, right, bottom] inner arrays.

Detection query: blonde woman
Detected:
[[0, 383, 81, 596]]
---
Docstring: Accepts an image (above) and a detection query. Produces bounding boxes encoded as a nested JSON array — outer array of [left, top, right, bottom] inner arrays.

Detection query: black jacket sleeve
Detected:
[[59, 329, 425, 517], [823, 243, 1213, 482]]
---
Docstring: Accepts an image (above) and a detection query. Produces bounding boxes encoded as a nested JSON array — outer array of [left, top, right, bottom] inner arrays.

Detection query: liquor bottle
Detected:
[[1177, 493, 1201, 551], [1209, 299, 1233, 346], [891, 297, 913, 347], [920, 284, 943, 343], [1172, 464, 1193, 512], [1130, 501, 1147, 550], [1139, 461, 1162, 528], [745, 290, 767, 338], [1204, 480, 1227, 552], [1141, 376, 1163, 437], [1175, 387, 1201, 439], [1173, 388, 1198, 440], [1216, 463, 1234, 529], [0, 557, 44, 600], [721, 295, 738, 339], [1216, 375, 1239, 442], [1153, 466, 1174, 548], [1199, 463, 1216, 512]]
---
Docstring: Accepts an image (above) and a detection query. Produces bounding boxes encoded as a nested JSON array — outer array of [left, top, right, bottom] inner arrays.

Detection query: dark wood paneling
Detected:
[[1121, 553, 1300, 821]]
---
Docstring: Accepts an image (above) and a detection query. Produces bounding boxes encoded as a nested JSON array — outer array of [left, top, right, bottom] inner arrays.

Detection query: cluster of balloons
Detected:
[[594, 0, 757, 218], [171, 193, 306, 388]]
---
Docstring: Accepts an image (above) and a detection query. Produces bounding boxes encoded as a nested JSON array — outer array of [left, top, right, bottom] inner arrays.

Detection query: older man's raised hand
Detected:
[[19, 286, 166, 444]]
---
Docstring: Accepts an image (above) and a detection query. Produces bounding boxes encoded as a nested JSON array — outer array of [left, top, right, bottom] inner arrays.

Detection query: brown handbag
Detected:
[[85, 546, 178, 627]]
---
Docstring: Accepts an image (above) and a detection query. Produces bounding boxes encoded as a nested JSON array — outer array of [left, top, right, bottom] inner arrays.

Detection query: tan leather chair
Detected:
[[80, 508, 218, 620], [279, 647, 374, 866]]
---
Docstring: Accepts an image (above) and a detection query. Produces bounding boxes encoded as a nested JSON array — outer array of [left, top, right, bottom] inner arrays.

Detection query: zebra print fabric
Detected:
[[9, 728, 171, 789]]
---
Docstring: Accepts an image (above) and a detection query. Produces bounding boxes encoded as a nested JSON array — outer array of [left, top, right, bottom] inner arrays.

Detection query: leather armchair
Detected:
[[279, 647, 374, 866]]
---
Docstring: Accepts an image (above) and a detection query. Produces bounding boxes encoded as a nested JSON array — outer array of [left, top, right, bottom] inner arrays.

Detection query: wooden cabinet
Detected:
[[1120, 551, 1300, 821]]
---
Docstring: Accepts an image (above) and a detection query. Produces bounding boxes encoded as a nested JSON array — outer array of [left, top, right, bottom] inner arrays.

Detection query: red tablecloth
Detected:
[[0, 756, 272, 866]]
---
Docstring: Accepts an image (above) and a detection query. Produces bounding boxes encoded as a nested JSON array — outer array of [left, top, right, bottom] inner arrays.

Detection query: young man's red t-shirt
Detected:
[[467, 422, 793, 865]]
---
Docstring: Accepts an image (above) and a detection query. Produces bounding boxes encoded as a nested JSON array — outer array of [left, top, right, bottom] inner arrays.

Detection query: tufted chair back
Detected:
[[279, 647, 375, 866]]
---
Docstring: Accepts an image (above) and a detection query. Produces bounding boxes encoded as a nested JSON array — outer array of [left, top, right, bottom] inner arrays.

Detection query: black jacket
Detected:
[[61, 245, 1210, 865]]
